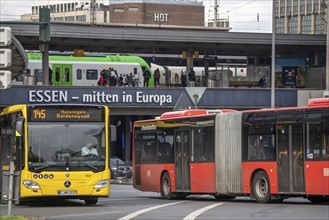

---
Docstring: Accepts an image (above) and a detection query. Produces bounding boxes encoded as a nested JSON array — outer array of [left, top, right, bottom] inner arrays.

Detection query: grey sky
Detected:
[[0, 0, 272, 32]]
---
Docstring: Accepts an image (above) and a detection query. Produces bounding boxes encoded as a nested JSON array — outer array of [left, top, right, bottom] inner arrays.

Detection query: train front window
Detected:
[[27, 123, 106, 172]]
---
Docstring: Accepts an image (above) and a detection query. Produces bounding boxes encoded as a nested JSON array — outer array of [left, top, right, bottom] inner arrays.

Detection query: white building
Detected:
[[21, 0, 109, 23]]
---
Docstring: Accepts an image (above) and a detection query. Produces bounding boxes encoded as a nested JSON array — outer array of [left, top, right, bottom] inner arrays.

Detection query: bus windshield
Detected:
[[28, 123, 106, 172]]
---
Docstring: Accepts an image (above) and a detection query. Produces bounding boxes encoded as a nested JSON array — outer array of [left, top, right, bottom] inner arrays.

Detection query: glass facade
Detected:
[[275, 0, 326, 34]]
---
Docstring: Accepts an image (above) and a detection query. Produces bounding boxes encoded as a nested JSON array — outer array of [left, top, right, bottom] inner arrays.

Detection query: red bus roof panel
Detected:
[[307, 98, 329, 107]]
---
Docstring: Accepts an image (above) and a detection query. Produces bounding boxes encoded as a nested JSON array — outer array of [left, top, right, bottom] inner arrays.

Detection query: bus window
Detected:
[[192, 126, 214, 162], [247, 127, 275, 161], [157, 129, 174, 164], [322, 123, 329, 160], [134, 130, 142, 164], [86, 69, 98, 80], [141, 133, 157, 164], [77, 69, 82, 80], [306, 123, 322, 160]]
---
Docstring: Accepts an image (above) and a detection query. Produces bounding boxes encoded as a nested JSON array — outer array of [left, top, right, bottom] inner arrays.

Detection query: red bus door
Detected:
[[174, 130, 191, 192], [277, 124, 305, 193]]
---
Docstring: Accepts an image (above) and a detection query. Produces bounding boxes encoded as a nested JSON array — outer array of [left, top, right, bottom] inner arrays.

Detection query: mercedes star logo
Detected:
[[64, 180, 71, 188]]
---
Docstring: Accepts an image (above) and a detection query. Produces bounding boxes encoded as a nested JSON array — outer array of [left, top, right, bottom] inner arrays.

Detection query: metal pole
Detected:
[[214, 0, 218, 27], [271, 0, 276, 108], [7, 161, 14, 216], [326, 1, 329, 90], [40, 43, 49, 85]]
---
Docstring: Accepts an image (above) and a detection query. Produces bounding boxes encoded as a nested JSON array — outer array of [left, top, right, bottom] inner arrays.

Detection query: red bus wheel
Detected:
[[252, 171, 272, 203], [161, 172, 172, 200]]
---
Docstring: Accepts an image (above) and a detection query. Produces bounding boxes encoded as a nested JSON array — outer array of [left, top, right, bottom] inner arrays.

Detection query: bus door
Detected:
[[52, 64, 73, 86], [277, 123, 305, 193], [174, 130, 190, 192]]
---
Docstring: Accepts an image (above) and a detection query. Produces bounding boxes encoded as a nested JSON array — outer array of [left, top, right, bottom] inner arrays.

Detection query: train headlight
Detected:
[[94, 180, 109, 189], [23, 180, 40, 189]]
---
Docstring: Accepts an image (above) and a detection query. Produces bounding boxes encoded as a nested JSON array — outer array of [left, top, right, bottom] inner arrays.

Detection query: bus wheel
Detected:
[[252, 171, 272, 203], [85, 198, 98, 205], [214, 194, 236, 201], [308, 196, 329, 203], [161, 172, 173, 200]]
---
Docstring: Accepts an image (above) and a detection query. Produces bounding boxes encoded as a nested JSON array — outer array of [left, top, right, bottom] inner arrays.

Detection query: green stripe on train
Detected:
[[27, 53, 154, 86]]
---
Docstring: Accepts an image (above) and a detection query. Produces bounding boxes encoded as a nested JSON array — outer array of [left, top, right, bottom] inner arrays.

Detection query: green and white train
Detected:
[[15, 53, 153, 87]]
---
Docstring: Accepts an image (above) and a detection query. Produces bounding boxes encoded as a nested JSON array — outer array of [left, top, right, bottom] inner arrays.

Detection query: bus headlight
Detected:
[[94, 180, 109, 189], [23, 180, 40, 189]]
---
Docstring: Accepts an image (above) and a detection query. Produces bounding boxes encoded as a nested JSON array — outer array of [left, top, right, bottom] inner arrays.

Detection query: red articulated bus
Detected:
[[132, 98, 329, 203]]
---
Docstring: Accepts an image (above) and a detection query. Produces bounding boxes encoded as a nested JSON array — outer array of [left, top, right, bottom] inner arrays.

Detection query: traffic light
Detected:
[[39, 7, 51, 42]]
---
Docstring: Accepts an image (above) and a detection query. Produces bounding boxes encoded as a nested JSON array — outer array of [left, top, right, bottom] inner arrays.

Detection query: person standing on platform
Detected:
[[154, 68, 161, 87], [143, 68, 151, 87], [188, 68, 195, 87]]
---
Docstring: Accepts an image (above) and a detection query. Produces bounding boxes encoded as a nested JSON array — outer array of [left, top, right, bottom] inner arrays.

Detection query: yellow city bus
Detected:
[[0, 104, 116, 205]]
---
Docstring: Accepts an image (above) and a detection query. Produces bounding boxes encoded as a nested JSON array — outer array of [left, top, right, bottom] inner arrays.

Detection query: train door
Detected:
[[174, 130, 190, 192], [52, 64, 73, 86], [277, 123, 305, 193]]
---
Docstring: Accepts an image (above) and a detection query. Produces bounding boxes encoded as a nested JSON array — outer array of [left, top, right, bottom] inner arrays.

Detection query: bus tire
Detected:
[[252, 171, 272, 203], [161, 172, 173, 200], [214, 194, 236, 201], [308, 196, 329, 203], [85, 198, 98, 205]]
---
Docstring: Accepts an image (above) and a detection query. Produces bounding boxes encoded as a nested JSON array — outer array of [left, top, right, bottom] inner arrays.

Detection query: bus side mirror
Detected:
[[109, 125, 117, 142], [16, 117, 24, 137]]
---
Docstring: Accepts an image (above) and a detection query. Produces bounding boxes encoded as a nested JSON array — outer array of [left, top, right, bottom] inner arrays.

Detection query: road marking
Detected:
[[118, 201, 186, 220], [183, 203, 224, 220], [48, 211, 120, 219]]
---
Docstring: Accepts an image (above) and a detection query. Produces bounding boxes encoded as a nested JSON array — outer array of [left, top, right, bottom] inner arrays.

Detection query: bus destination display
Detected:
[[29, 107, 103, 122]]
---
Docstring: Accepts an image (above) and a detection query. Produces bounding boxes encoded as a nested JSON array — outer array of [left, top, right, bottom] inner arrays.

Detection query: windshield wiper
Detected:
[[77, 161, 98, 171], [33, 164, 59, 172]]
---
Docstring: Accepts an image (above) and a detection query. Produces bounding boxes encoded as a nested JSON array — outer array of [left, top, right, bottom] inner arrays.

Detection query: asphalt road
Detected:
[[1, 184, 328, 220]]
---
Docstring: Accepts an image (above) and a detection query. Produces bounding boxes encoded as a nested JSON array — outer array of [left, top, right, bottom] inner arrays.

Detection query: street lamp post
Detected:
[[271, 0, 276, 108]]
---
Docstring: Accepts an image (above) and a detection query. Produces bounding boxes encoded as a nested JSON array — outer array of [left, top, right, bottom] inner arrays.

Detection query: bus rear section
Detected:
[[133, 110, 223, 199], [133, 99, 329, 203], [0, 105, 115, 205]]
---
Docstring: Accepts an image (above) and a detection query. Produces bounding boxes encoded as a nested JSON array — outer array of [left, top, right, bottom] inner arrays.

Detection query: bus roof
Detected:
[[158, 109, 236, 120], [307, 98, 329, 107]]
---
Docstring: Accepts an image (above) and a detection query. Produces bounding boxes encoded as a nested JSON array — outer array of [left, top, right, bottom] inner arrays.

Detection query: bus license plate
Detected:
[[58, 190, 77, 196]]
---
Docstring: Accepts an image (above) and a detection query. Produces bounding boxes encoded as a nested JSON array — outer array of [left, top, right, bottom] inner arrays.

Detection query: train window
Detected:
[[34, 69, 43, 82], [86, 69, 98, 80], [76, 69, 82, 80], [55, 68, 60, 81], [64, 68, 70, 82]]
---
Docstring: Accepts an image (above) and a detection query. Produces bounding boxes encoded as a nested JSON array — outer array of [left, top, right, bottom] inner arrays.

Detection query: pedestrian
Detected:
[[259, 75, 266, 88], [143, 68, 151, 87], [188, 68, 195, 87], [181, 72, 187, 87], [154, 68, 160, 87], [97, 70, 106, 86]]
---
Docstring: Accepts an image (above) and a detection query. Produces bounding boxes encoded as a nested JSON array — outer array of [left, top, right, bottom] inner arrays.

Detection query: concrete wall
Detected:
[[305, 67, 326, 89]]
